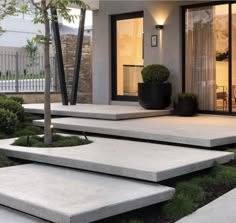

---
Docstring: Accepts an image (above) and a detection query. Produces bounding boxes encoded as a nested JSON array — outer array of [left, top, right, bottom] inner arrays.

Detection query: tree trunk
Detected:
[[42, 0, 52, 144]]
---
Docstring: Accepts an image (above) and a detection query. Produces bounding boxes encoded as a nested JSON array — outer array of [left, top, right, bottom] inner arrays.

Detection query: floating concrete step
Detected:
[[0, 205, 49, 223], [24, 103, 170, 120], [34, 116, 236, 147], [176, 188, 236, 223], [0, 164, 174, 223], [0, 137, 233, 182]]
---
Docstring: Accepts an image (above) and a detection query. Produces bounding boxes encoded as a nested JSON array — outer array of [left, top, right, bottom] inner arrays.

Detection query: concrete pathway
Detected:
[[0, 164, 174, 223], [176, 188, 236, 223], [24, 103, 170, 120], [34, 115, 236, 147], [0, 206, 49, 223], [0, 137, 233, 182]]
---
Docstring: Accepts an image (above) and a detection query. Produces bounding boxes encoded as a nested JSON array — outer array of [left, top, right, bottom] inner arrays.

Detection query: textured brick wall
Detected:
[[61, 35, 92, 104]]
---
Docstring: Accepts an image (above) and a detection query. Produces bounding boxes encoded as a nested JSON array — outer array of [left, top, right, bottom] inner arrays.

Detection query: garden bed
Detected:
[[13, 134, 91, 147], [94, 159, 236, 223]]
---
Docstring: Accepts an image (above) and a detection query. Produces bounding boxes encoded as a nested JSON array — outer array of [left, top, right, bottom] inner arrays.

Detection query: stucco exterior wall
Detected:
[[92, 0, 200, 105]]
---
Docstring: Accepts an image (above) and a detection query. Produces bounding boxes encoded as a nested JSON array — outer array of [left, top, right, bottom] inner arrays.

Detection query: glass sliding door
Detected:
[[232, 4, 236, 112], [111, 12, 144, 101], [185, 4, 229, 112]]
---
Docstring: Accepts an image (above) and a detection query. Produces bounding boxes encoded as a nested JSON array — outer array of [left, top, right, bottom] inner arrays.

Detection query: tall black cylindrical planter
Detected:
[[138, 82, 172, 109], [174, 97, 198, 116]]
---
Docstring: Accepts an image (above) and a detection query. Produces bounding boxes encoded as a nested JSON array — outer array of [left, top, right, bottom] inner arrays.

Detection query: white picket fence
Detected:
[[0, 51, 58, 92]]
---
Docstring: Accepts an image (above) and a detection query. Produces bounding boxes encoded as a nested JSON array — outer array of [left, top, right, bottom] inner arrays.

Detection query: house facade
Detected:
[[92, 0, 236, 115]]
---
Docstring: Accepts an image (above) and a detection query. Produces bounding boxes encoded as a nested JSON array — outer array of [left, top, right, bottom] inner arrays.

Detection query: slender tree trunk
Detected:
[[42, 0, 52, 144]]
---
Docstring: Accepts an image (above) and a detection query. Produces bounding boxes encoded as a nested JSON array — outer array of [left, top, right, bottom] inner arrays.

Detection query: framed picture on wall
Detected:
[[151, 35, 158, 47]]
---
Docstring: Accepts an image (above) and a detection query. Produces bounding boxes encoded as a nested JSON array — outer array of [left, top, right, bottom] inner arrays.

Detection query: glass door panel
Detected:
[[112, 12, 143, 100], [185, 4, 229, 112], [232, 4, 236, 112]]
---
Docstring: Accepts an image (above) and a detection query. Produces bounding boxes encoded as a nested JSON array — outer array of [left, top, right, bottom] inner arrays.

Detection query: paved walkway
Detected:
[[24, 103, 170, 120], [0, 206, 48, 223], [0, 136, 233, 182], [34, 115, 236, 147], [176, 188, 236, 223], [0, 164, 174, 223]]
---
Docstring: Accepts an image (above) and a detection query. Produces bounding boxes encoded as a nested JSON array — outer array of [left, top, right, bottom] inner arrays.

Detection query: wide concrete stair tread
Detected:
[[0, 206, 49, 223], [24, 103, 170, 120], [176, 188, 236, 223], [34, 116, 236, 147], [0, 137, 233, 182], [0, 164, 174, 223]]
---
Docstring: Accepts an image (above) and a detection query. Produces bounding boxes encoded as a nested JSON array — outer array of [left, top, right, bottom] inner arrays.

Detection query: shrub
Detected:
[[141, 64, 170, 83], [0, 108, 18, 134], [0, 98, 24, 121], [172, 92, 197, 104], [0, 94, 7, 99], [10, 96, 24, 104]]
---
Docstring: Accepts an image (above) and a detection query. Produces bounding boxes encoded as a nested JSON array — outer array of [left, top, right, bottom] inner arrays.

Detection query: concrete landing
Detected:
[[176, 188, 236, 223], [0, 206, 48, 223], [23, 103, 170, 120], [0, 164, 174, 223], [0, 137, 233, 182], [34, 115, 236, 147]]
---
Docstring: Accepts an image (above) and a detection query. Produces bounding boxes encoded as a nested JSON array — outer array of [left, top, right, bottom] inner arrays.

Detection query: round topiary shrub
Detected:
[[0, 98, 24, 121], [0, 108, 18, 134], [141, 64, 170, 83]]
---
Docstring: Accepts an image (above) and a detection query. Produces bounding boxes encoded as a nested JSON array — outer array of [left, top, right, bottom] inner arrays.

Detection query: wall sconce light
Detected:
[[155, 25, 164, 30]]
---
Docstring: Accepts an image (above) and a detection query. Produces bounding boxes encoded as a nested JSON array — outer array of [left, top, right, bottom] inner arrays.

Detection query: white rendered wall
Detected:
[[92, 0, 202, 105]]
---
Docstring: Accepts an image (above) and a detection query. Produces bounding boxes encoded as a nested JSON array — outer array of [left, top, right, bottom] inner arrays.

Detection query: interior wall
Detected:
[[92, 0, 198, 105]]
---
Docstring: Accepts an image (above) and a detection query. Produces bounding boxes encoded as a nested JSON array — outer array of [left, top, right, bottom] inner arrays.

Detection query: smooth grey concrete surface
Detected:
[[0, 205, 49, 223], [176, 188, 236, 223], [0, 137, 234, 182], [0, 164, 174, 223], [34, 115, 236, 147], [24, 103, 170, 120]]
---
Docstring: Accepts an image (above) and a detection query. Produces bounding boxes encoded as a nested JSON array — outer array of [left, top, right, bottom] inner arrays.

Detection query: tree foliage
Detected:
[[0, 0, 18, 34]]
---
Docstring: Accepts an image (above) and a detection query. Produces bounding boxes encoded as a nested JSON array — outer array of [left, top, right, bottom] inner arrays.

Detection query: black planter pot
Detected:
[[174, 97, 198, 116], [138, 82, 172, 109]]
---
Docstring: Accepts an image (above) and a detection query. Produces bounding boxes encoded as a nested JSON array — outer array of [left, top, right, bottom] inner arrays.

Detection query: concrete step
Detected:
[[24, 103, 170, 120], [0, 205, 49, 223], [0, 137, 233, 182], [176, 188, 236, 223], [0, 164, 174, 223], [34, 116, 236, 147]]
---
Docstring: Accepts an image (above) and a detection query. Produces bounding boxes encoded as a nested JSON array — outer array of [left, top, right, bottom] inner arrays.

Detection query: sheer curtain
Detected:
[[186, 6, 216, 111]]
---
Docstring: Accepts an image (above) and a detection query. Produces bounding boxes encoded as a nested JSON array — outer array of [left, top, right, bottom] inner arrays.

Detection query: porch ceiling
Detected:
[[69, 0, 99, 10]]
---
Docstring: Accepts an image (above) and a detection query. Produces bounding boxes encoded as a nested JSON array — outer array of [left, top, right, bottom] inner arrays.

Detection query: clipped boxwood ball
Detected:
[[141, 64, 170, 83]]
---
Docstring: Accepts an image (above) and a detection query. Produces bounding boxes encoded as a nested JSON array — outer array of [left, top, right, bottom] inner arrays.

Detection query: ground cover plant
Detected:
[[95, 160, 236, 223], [13, 134, 91, 148]]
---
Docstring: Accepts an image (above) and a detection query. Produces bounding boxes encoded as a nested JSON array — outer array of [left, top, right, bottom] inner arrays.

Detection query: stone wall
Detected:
[[61, 35, 92, 104], [4, 92, 61, 104]]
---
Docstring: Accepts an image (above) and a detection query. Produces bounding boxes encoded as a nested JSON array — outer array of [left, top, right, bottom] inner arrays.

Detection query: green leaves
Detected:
[[0, 0, 18, 34]]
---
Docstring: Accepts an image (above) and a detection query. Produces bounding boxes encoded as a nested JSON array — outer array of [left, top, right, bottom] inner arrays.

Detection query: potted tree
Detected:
[[138, 64, 171, 109], [173, 93, 198, 116]]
